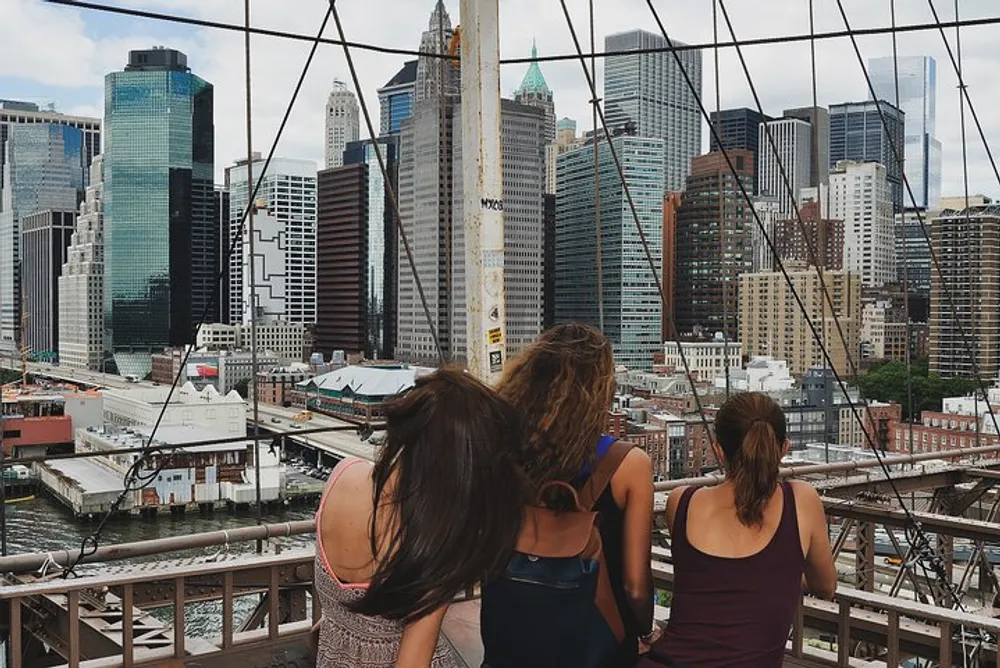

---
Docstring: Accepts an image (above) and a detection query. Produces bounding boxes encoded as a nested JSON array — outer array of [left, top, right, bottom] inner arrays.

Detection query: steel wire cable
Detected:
[[59, 2, 339, 578], [556, 0, 717, 445], [40, 0, 1000, 65], [644, 0, 968, 611]]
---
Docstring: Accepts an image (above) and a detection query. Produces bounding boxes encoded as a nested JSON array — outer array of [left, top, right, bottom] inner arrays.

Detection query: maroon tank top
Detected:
[[644, 482, 805, 668]]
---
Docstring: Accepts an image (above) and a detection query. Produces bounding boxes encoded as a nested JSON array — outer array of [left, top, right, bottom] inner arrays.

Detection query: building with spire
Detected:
[[325, 80, 360, 169], [415, 1, 458, 104], [515, 42, 555, 144]]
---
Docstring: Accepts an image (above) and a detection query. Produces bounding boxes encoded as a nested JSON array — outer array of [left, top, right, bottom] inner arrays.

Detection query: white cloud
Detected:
[[12, 0, 1000, 198]]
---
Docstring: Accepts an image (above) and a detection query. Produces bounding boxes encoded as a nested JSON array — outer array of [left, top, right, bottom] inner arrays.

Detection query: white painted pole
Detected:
[[460, 0, 506, 383]]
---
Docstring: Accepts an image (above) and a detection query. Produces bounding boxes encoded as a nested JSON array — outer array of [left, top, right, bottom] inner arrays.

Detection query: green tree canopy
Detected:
[[234, 378, 250, 399], [856, 359, 980, 421]]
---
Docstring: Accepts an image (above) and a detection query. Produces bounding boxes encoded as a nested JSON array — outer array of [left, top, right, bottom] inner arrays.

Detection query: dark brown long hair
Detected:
[[348, 367, 528, 623], [715, 392, 787, 526], [496, 323, 616, 488]]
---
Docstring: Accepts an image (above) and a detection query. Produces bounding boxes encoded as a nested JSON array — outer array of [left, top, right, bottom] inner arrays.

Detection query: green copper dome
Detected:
[[516, 41, 551, 96]]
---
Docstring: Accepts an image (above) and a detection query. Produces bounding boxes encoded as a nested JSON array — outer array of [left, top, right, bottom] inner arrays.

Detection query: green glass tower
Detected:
[[103, 48, 215, 378]]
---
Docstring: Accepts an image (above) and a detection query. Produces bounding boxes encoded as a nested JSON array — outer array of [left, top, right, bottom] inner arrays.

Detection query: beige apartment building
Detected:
[[740, 262, 861, 377]]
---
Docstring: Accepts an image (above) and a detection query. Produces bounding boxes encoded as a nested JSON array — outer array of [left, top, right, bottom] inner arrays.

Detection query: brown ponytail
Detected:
[[714, 393, 787, 527]]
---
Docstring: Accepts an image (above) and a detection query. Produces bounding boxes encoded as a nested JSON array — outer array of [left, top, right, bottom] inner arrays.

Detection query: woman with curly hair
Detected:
[[481, 323, 657, 668]]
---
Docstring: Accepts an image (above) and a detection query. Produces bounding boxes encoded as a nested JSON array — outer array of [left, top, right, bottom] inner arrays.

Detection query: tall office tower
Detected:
[[663, 192, 681, 338], [324, 80, 360, 169], [396, 97, 545, 364], [545, 117, 583, 195], [774, 200, 845, 270], [555, 134, 666, 371], [22, 211, 76, 356], [829, 101, 906, 213], [103, 48, 214, 379], [869, 56, 941, 210], [0, 123, 85, 356], [757, 117, 812, 219], [215, 187, 231, 324], [604, 29, 702, 192], [709, 108, 771, 193], [895, 208, 936, 297], [415, 1, 458, 104], [829, 160, 896, 288], [740, 262, 860, 377], [929, 205, 1000, 378], [378, 60, 417, 136], [751, 197, 780, 273], [59, 156, 105, 370], [674, 150, 755, 340], [782, 106, 830, 188], [515, 41, 556, 144], [0, 99, 100, 186], [315, 137, 398, 360], [226, 156, 317, 327]]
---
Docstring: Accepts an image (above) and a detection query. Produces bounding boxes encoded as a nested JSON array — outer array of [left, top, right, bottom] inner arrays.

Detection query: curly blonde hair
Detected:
[[496, 323, 616, 488]]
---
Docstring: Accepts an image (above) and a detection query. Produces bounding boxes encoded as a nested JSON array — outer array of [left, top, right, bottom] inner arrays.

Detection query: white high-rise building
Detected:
[[324, 80, 359, 169], [829, 160, 895, 288], [757, 117, 812, 219], [58, 156, 105, 370], [751, 197, 781, 273], [226, 156, 317, 326], [604, 29, 702, 193]]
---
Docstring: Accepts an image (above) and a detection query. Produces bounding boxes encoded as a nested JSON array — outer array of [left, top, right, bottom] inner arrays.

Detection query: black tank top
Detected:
[[648, 482, 805, 668]]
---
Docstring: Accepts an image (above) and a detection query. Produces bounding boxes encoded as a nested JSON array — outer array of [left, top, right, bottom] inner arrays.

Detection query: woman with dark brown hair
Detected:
[[312, 367, 528, 668], [481, 323, 656, 668], [640, 392, 836, 668]]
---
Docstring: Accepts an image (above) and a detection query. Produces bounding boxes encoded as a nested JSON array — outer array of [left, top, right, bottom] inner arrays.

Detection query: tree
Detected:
[[856, 359, 980, 421], [234, 378, 250, 399]]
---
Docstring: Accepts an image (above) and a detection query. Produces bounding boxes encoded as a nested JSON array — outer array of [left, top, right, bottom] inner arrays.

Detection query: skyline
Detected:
[[3, 0, 1000, 200]]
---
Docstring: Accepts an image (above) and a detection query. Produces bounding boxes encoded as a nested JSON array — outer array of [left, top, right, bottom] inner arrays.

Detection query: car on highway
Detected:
[[270, 418, 281, 424]]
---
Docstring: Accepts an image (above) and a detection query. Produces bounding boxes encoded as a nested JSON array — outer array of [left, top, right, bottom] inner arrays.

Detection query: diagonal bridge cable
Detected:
[[556, 0, 717, 446], [328, 3, 445, 366], [645, 0, 970, 610], [60, 1, 338, 578]]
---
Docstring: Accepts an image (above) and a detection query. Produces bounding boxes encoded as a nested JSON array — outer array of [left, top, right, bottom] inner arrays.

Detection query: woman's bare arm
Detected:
[[793, 482, 837, 599], [618, 449, 655, 633], [396, 605, 449, 668]]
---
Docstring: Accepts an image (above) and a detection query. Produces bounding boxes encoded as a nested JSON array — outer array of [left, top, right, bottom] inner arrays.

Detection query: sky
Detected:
[[2, 0, 1000, 199]]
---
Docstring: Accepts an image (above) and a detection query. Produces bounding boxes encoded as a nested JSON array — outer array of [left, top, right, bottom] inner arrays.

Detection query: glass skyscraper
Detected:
[[829, 100, 906, 213], [555, 134, 666, 370], [0, 123, 84, 355], [103, 48, 214, 378], [869, 56, 941, 210], [377, 60, 416, 136], [604, 29, 701, 193]]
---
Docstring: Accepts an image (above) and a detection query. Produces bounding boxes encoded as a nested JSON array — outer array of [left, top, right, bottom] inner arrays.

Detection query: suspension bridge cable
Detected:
[[712, 0, 731, 399], [40, 0, 1000, 65], [60, 2, 337, 579], [831, 0, 1000, 610], [555, 0, 716, 445], [643, 0, 968, 610], [329, 5, 445, 366], [831, 0, 1000, 442], [926, 0, 1000, 190], [590, 0, 604, 334]]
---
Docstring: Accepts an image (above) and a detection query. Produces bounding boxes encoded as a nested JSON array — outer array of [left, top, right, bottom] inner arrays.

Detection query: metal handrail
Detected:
[[0, 520, 315, 574]]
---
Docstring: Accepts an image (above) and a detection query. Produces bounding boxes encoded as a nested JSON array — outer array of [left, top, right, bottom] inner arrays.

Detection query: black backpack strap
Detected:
[[578, 440, 634, 510]]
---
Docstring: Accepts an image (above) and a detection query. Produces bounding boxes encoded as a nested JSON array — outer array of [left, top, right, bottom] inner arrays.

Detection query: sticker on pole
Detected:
[[489, 350, 503, 373], [488, 327, 503, 345]]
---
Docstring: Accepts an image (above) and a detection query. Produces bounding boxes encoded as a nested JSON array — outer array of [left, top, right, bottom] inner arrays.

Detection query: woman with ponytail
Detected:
[[640, 392, 836, 668]]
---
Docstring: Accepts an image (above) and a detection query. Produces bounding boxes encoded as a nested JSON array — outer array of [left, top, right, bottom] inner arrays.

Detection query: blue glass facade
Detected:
[[555, 135, 665, 370], [377, 60, 417, 137], [103, 49, 214, 378], [829, 101, 905, 213], [869, 56, 940, 210], [0, 123, 84, 353], [385, 92, 413, 135]]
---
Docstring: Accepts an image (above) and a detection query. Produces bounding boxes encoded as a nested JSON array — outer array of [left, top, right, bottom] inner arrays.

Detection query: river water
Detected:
[[4, 494, 318, 652]]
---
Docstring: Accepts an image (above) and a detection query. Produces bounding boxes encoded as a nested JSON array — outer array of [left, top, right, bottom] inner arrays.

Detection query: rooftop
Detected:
[[104, 382, 244, 406], [298, 364, 434, 398]]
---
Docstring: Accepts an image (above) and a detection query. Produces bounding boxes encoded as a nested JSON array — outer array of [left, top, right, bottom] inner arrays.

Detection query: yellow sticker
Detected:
[[487, 327, 503, 345]]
